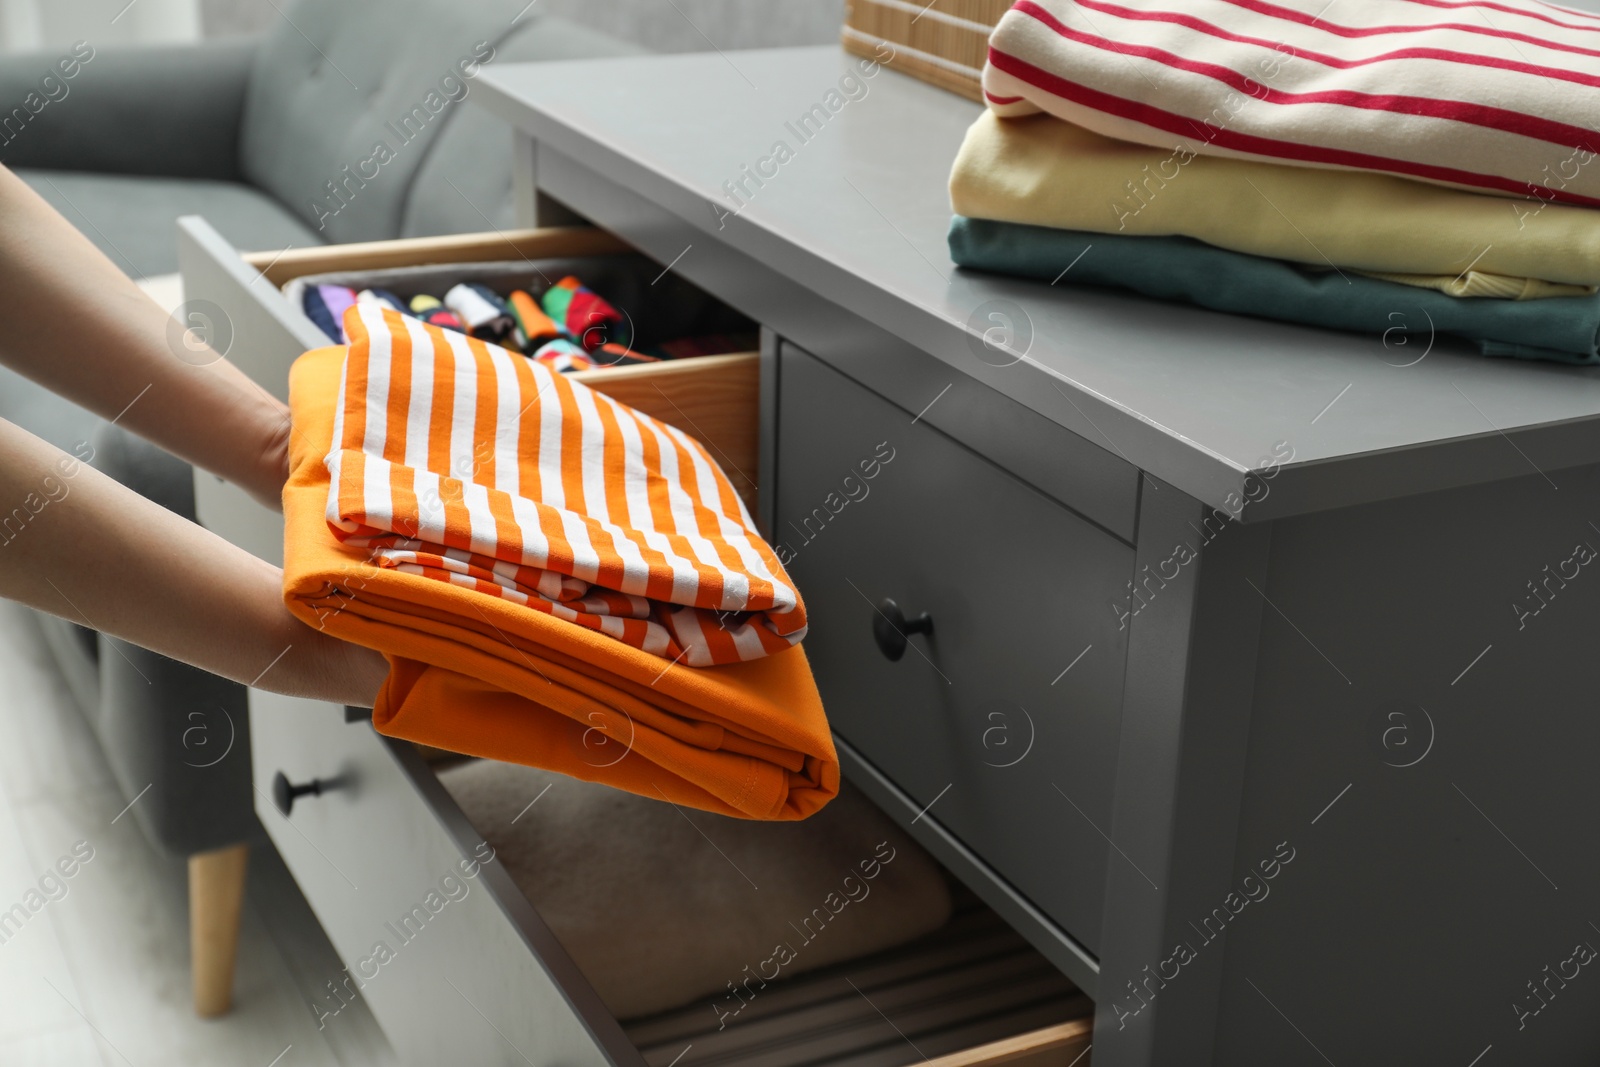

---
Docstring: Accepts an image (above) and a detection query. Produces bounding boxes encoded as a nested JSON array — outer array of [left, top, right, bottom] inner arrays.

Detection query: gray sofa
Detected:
[[0, 0, 642, 1016], [4, 10, 645, 274], [0, 0, 840, 1020]]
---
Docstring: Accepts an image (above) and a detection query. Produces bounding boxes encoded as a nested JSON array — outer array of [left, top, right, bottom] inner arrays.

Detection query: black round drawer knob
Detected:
[[272, 771, 326, 817], [873, 598, 933, 662]]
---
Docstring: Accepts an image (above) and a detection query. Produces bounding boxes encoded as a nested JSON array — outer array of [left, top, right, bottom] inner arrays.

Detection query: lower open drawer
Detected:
[[250, 691, 1093, 1067]]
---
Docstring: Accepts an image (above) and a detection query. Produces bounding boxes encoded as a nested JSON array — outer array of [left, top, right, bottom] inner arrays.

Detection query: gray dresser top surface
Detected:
[[476, 47, 1600, 519]]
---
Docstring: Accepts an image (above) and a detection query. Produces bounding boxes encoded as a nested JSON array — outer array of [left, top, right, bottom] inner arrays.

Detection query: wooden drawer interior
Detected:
[[253, 228, 759, 513], [617, 893, 1094, 1067], [575, 352, 757, 514]]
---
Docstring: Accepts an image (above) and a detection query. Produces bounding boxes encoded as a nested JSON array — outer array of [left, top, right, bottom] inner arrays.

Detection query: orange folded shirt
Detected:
[[282, 305, 838, 820]]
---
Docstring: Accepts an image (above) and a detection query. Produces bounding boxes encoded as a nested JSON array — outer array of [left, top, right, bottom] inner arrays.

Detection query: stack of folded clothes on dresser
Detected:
[[282, 303, 837, 820], [948, 0, 1600, 363]]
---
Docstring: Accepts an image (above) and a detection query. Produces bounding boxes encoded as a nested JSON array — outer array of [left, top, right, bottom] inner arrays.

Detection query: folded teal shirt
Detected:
[[948, 216, 1600, 365]]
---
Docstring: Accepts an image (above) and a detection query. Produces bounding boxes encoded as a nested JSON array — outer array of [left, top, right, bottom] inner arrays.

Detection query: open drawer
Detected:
[[176, 218, 761, 564], [252, 690, 1094, 1067]]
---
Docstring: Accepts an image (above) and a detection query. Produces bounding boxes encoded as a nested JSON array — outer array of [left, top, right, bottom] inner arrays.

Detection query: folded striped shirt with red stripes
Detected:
[[983, 0, 1600, 206], [325, 304, 805, 667]]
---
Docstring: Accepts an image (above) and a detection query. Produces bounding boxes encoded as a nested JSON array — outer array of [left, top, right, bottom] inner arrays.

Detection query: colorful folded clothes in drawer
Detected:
[[282, 304, 837, 820], [949, 216, 1600, 363], [950, 111, 1600, 288], [302, 272, 752, 371], [982, 0, 1600, 206]]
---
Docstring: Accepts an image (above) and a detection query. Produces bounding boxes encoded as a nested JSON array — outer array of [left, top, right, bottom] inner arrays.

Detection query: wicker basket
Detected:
[[841, 0, 1010, 103]]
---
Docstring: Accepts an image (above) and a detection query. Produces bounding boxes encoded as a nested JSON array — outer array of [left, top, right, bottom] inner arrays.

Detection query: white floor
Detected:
[[0, 600, 392, 1066]]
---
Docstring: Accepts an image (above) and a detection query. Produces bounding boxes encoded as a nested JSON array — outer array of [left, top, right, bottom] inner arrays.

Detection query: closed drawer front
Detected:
[[775, 342, 1133, 956]]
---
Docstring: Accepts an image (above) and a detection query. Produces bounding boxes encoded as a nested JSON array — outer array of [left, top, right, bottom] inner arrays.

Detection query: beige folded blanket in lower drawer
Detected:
[[438, 760, 954, 1020]]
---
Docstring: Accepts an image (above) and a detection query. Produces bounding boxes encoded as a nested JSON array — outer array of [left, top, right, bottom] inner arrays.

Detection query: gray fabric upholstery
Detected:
[[19, 168, 322, 278], [400, 17, 645, 238], [89, 423, 258, 855], [0, 40, 256, 182], [237, 0, 540, 244], [6, 11, 648, 274]]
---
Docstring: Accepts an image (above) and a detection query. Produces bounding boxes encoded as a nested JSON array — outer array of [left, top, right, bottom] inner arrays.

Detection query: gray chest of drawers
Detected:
[[178, 44, 1600, 1067], [463, 46, 1600, 1067]]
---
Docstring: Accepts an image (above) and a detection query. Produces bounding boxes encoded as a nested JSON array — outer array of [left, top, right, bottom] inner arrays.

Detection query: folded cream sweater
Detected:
[[950, 110, 1600, 286]]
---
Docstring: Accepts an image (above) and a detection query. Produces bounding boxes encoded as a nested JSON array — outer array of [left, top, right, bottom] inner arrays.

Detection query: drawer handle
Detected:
[[271, 771, 329, 817], [873, 598, 933, 662]]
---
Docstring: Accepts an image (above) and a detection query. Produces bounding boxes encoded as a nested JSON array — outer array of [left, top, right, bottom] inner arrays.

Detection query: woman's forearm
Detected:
[[0, 165, 290, 509], [0, 417, 385, 707]]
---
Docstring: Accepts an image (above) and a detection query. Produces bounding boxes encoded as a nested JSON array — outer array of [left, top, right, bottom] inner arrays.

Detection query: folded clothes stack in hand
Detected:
[[950, 0, 1600, 361], [283, 304, 837, 820]]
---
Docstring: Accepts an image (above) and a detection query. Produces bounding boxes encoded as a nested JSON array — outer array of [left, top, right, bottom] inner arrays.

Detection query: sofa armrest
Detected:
[[0, 39, 258, 182]]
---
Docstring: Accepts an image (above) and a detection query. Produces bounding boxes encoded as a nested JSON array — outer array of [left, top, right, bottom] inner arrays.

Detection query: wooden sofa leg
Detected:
[[189, 843, 249, 1018]]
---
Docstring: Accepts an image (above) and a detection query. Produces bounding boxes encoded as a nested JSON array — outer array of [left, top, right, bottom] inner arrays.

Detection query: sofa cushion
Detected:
[[18, 168, 321, 278], [399, 15, 646, 238], [237, 0, 542, 245], [0, 39, 256, 183]]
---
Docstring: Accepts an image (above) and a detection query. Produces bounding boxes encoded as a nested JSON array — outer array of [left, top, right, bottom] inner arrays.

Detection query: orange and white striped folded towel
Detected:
[[282, 305, 837, 820], [983, 0, 1600, 206], [325, 304, 805, 666]]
